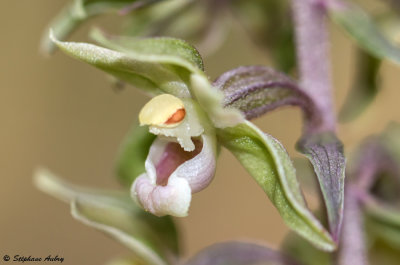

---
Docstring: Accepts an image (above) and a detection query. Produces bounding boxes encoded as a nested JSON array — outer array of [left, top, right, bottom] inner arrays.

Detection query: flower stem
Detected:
[[291, 0, 336, 133], [337, 185, 368, 265]]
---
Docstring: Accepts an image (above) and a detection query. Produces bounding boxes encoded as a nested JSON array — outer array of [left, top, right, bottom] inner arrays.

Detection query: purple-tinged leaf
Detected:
[[297, 133, 346, 241], [338, 185, 368, 265], [184, 241, 302, 265], [215, 65, 346, 242], [213, 65, 322, 133]]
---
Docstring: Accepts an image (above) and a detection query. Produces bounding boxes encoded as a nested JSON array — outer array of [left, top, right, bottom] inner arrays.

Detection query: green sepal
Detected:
[[50, 31, 203, 97], [90, 29, 204, 73]]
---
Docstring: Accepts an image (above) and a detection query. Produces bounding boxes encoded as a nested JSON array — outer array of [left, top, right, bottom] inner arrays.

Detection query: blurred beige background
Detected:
[[1, 1, 400, 264]]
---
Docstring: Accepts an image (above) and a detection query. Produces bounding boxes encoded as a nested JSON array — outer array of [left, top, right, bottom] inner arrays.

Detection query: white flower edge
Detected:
[[131, 133, 217, 217]]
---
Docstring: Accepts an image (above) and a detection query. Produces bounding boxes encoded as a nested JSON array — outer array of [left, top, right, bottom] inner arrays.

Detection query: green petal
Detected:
[[217, 121, 336, 251], [41, 0, 137, 53], [116, 123, 156, 187], [50, 31, 199, 97], [329, 2, 400, 64], [34, 169, 179, 265]]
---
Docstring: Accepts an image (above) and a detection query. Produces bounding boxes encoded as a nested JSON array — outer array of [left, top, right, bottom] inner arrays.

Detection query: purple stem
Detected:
[[291, 0, 336, 133], [337, 185, 368, 265]]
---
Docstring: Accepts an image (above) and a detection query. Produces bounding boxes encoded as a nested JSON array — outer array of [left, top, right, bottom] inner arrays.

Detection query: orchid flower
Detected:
[[36, 0, 400, 264], [48, 29, 245, 219], [39, 28, 344, 252], [131, 94, 219, 217]]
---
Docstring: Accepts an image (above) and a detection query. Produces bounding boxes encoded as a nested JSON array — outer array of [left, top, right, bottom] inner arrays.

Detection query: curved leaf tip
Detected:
[[297, 133, 346, 242]]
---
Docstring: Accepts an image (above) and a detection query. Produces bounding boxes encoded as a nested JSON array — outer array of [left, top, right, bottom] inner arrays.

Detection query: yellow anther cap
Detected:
[[139, 94, 186, 127]]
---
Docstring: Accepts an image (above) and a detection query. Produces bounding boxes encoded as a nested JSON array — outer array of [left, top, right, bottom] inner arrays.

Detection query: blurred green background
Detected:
[[1, 1, 400, 264]]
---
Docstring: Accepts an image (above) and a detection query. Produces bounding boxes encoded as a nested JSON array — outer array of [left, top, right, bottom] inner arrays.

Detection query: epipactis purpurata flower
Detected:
[[132, 94, 218, 217], [47, 31, 338, 250]]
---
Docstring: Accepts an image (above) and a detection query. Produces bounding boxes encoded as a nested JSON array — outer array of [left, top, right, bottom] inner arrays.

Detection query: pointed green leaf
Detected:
[[329, 2, 400, 64], [41, 0, 138, 53], [116, 123, 156, 187], [185, 241, 302, 265], [34, 169, 179, 265], [217, 121, 336, 251], [297, 133, 346, 241], [50, 32, 201, 97]]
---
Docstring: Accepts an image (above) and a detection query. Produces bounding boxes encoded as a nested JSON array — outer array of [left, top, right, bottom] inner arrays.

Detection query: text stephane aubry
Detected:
[[13, 255, 64, 263]]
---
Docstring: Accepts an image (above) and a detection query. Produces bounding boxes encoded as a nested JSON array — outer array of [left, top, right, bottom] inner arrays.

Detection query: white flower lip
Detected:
[[131, 133, 217, 217]]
